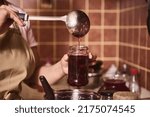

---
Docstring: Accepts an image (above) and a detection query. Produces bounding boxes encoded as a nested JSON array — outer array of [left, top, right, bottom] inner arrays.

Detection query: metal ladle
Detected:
[[23, 10, 90, 38]]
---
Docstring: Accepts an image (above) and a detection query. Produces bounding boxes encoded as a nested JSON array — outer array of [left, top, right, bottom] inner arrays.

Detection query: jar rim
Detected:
[[69, 45, 88, 49], [68, 45, 89, 55]]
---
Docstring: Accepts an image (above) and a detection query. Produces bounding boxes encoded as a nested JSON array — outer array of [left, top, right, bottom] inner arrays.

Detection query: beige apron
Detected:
[[0, 25, 44, 99]]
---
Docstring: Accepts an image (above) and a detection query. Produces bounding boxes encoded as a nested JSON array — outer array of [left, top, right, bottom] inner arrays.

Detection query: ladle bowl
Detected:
[[66, 10, 90, 37]]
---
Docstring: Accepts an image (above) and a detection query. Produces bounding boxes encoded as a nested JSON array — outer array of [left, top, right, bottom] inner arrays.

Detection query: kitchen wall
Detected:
[[8, 0, 150, 90], [119, 0, 150, 90]]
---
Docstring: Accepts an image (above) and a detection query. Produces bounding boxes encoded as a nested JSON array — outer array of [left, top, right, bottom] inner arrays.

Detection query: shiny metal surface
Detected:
[[53, 89, 100, 100], [66, 10, 90, 38]]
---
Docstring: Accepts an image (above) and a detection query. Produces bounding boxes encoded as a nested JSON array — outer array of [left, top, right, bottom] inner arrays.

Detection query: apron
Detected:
[[0, 24, 44, 99]]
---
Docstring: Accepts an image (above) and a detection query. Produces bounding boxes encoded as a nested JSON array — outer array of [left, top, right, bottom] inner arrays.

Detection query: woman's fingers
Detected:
[[61, 54, 68, 74], [0, 5, 24, 26], [9, 12, 25, 26], [89, 52, 97, 60], [63, 54, 68, 62]]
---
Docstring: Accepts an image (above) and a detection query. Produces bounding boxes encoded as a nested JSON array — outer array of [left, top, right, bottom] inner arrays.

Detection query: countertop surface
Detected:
[[140, 87, 150, 99], [51, 76, 150, 100]]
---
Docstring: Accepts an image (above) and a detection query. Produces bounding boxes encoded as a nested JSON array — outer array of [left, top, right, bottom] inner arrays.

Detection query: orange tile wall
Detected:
[[7, 0, 150, 90], [119, 0, 150, 90]]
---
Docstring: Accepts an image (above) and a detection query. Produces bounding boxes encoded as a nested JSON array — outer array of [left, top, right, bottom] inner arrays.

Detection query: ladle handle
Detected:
[[39, 76, 55, 100], [16, 12, 66, 22], [28, 15, 67, 22]]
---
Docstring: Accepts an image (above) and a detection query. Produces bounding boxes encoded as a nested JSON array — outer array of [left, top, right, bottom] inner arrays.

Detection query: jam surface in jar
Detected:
[[98, 78, 130, 95]]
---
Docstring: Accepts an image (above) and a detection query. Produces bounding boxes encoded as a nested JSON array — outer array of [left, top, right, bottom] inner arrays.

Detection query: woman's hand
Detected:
[[89, 52, 97, 62], [60, 54, 68, 74], [0, 5, 24, 34]]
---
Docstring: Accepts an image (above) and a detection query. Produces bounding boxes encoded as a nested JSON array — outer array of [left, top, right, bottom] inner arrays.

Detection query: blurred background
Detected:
[[8, 0, 150, 91]]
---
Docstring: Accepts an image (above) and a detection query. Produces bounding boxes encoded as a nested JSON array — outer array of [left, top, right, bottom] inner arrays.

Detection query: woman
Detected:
[[0, 0, 68, 99]]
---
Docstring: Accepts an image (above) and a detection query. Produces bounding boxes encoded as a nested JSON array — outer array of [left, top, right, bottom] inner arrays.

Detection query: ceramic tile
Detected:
[[89, 13, 101, 26], [39, 28, 54, 42], [89, 29, 101, 42], [56, 45, 69, 58], [72, 0, 85, 9], [140, 7, 147, 25], [140, 28, 147, 47], [134, 9, 141, 25], [133, 29, 139, 45], [104, 13, 117, 26], [56, 28, 70, 42], [23, 0, 37, 9], [89, 0, 101, 10], [39, 45, 54, 59], [139, 49, 146, 68], [104, 29, 117, 42], [104, 45, 117, 57], [56, 0, 69, 10], [133, 48, 139, 65], [104, 0, 119, 9], [119, 45, 124, 59]]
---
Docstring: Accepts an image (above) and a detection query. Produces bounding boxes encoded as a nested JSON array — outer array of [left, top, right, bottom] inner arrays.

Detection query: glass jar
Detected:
[[98, 74, 130, 96], [68, 45, 89, 87]]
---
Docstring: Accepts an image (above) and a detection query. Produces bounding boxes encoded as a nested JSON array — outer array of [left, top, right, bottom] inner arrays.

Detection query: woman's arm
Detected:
[[31, 47, 68, 86]]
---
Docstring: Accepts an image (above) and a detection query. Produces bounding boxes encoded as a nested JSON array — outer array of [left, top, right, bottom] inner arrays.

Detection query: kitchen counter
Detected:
[[51, 76, 150, 100]]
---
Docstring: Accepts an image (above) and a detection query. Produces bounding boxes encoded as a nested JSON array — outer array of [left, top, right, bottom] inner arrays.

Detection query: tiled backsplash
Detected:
[[8, 0, 150, 90], [119, 0, 150, 90]]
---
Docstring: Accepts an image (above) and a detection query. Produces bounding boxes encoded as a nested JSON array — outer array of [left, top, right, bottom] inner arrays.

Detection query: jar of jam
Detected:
[[98, 74, 130, 96], [68, 45, 89, 87]]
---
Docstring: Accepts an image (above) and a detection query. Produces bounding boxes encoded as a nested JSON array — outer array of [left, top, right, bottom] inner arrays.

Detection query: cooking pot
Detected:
[[52, 89, 100, 100], [39, 76, 100, 100], [97, 74, 130, 98]]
